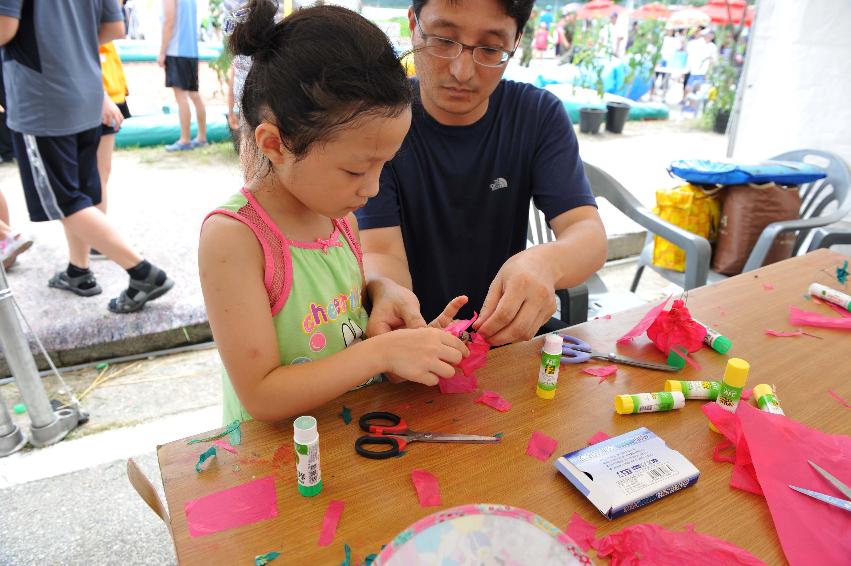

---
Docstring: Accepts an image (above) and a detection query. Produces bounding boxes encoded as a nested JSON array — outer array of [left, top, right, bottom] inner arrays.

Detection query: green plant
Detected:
[[208, 40, 233, 98], [571, 18, 607, 100], [624, 18, 666, 92]]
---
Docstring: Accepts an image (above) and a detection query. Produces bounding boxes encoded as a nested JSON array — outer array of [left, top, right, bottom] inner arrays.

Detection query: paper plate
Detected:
[[375, 504, 592, 565]]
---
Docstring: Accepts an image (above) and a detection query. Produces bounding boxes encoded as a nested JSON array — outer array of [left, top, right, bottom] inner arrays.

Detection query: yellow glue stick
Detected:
[[753, 384, 785, 415], [709, 357, 749, 432], [537, 334, 562, 399], [615, 392, 685, 414]]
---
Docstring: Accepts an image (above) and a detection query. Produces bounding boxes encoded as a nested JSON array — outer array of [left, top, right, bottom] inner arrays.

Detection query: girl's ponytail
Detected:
[[228, 0, 279, 59]]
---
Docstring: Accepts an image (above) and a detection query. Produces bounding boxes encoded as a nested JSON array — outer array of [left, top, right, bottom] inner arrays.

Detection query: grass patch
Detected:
[[122, 140, 239, 168]]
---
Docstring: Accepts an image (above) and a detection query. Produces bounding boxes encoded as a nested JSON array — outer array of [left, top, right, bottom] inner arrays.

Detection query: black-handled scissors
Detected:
[[354, 411, 500, 459]]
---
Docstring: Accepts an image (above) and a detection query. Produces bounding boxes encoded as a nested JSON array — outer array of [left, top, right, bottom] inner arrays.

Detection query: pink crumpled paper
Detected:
[[439, 313, 490, 394], [789, 306, 851, 330], [526, 431, 558, 461], [317, 500, 344, 547], [565, 513, 767, 565], [475, 390, 512, 412], [703, 402, 851, 565], [617, 295, 670, 344], [582, 365, 617, 378], [411, 469, 441, 507]]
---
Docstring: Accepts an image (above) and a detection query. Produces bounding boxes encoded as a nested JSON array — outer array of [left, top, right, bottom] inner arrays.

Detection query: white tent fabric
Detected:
[[729, 0, 851, 173]]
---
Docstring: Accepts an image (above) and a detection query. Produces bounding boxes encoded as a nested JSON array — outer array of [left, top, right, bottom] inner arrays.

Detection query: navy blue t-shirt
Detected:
[[355, 79, 596, 322]]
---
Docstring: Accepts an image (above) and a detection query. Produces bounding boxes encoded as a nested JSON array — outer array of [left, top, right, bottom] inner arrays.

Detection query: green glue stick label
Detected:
[[715, 383, 744, 414], [757, 394, 785, 415], [537, 353, 560, 391], [616, 392, 685, 414], [668, 380, 720, 400]]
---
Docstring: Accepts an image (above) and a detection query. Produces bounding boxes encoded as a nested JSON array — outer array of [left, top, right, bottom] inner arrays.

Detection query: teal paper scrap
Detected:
[[340, 543, 351, 566], [339, 406, 352, 425], [255, 551, 281, 565], [187, 420, 241, 445], [195, 446, 218, 473]]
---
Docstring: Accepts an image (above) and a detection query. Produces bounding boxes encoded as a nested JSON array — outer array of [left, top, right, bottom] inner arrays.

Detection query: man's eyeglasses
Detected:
[[413, 13, 516, 68]]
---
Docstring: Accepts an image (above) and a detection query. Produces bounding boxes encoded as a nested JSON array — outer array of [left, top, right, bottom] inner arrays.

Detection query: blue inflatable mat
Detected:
[[669, 159, 827, 186], [115, 40, 223, 63], [114, 110, 230, 148]]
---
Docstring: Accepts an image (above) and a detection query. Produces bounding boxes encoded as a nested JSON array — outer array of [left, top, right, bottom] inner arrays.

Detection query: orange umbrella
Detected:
[[632, 2, 671, 21], [576, 0, 625, 20], [700, 0, 754, 26], [666, 8, 711, 29]]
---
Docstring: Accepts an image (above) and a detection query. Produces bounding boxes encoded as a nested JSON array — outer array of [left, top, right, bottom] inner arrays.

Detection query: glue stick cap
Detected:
[[665, 380, 682, 393], [294, 415, 318, 444], [723, 358, 750, 388], [753, 383, 774, 402], [615, 395, 634, 415], [712, 335, 733, 354], [543, 334, 563, 355]]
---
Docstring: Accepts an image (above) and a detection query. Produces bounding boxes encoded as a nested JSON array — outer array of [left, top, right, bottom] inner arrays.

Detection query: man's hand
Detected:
[[365, 277, 427, 338], [102, 95, 124, 129], [472, 251, 557, 346], [157, 52, 166, 68]]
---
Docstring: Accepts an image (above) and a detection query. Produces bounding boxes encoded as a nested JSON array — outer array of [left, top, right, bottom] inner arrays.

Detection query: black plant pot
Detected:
[[713, 109, 730, 134], [579, 107, 606, 134], [605, 101, 631, 134]]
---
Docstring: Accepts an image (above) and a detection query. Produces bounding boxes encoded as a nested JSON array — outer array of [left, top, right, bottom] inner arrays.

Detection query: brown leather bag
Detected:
[[711, 183, 801, 275]]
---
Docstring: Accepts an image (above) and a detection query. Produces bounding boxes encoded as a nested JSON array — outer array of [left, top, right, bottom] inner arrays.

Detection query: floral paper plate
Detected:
[[374, 503, 592, 565]]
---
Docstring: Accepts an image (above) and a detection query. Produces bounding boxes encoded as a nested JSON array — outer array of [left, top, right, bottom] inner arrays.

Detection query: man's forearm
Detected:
[[0, 16, 19, 46], [363, 252, 414, 290], [531, 217, 607, 291], [160, 22, 173, 55]]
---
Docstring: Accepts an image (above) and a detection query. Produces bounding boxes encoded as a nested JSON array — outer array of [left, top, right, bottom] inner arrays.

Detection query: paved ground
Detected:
[[0, 58, 727, 564]]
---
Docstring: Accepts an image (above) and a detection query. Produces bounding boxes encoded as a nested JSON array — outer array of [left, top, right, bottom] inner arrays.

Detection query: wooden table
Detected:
[[158, 249, 851, 565]]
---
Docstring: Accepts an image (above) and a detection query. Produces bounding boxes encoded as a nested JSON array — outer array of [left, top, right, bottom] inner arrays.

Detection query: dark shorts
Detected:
[[165, 55, 199, 91], [10, 127, 101, 222], [99, 101, 132, 136]]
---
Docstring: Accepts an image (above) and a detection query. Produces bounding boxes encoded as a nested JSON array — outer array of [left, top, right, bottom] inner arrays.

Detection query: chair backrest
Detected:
[[127, 457, 173, 537], [770, 149, 851, 254]]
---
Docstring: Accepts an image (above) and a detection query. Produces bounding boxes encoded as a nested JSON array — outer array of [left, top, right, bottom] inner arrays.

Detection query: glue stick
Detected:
[[709, 357, 749, 432], [615, 391, 685, 414], [753, 384, 785, 415], [537, 334, 563, 400], [294, 415, 322, 497], [809, 283, 851, 312], [665, 379, 720, 400], [694, 320, 732, 354]]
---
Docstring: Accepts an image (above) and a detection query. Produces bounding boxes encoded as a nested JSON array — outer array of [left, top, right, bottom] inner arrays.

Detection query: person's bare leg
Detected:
[[63, 223, 91, 269], [96, 133, 116, 214], [0, 218, 11, 240], [0, 191, 9, 226], [60, 207, 142, 269], [188, 91, 206, 142], [173, 87, 192, 144]]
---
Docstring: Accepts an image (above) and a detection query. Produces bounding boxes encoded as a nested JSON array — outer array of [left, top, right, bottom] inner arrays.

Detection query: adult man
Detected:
[[356, 0, 607, 346], [159, 0, 207, 151], [0, 0, 174, 313]]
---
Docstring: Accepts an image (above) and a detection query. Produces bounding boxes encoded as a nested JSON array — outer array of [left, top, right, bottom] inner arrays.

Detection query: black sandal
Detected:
[[48, 271, 102, 297], [108, 266, 174, 314]]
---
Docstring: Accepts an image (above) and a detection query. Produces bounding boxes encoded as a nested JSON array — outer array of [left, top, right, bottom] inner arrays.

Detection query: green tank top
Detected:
[[206, 189, 379, 423]]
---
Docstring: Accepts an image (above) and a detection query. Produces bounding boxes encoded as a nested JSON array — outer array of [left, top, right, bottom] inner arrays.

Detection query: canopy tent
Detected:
[[576, 0, 624, 20], [729, 0, 851, 185], [631, 2, 671, 21], [701, 0, 755, 26]]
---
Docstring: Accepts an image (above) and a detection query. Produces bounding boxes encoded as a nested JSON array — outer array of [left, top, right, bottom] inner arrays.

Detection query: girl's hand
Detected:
[[380, 328, 469, 386], [429, 295, 469, 330]]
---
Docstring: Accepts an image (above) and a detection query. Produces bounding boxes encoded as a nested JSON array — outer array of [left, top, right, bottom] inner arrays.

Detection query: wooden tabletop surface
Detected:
[[158, 249, 851, 565]]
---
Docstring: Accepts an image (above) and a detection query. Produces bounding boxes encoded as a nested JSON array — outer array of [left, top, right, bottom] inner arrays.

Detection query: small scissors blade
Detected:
[[590, 352, 679, 372], [414, 432, 501, 443], [809, 460, 851, 500], [789, 485, 851, 512]]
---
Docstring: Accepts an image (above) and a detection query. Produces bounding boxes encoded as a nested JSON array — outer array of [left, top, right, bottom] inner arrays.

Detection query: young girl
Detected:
[[200, 1, 469, 424]]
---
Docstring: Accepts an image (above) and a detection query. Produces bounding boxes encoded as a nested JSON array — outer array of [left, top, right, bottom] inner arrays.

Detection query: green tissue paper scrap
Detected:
[[340, 544, 351, 566], [187, 420, 241, 445], [194, 446, 217, 473], [339, 406, 352, 424], [255, 551, 281, 565]]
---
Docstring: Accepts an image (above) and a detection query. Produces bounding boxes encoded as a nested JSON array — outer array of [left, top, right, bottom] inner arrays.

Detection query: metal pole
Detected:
[[0, 266, 80, 449]]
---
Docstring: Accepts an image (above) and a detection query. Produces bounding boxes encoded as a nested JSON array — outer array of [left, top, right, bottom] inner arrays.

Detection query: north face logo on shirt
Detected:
[[489, 177, 509, 191]]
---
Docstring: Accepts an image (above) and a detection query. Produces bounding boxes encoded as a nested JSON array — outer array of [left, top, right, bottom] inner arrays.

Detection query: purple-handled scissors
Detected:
[[558, 334, 679, 372]]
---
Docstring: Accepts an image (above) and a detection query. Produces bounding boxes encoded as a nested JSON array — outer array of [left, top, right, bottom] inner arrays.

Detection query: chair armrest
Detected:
[[743, 215, 846, 272]]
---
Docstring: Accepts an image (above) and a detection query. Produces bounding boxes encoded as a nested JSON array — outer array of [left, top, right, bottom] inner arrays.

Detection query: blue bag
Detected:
[[668, 159, 827, 186]]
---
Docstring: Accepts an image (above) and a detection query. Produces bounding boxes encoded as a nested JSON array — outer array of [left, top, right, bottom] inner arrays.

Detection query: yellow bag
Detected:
[[652, 184, 722, 272]]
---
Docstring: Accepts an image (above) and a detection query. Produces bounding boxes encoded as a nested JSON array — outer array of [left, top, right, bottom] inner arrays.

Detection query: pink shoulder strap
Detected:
[[203, 189, 293, 316], [335, 216, 364, 272]]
